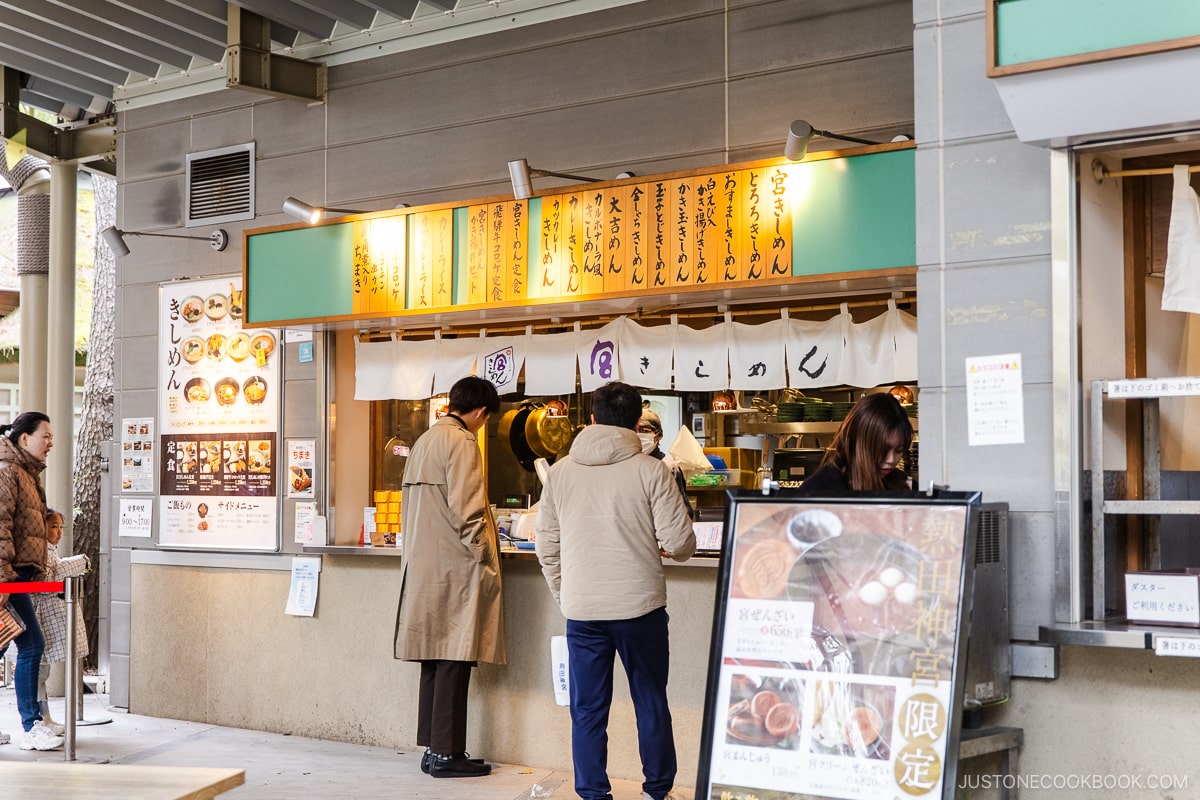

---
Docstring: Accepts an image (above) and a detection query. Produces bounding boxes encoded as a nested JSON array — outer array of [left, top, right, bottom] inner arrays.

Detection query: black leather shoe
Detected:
[[430, 753, 492, 778], [422, 747, 485, 774]]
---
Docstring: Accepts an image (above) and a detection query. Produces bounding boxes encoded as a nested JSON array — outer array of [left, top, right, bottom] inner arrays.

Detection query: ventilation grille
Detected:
[[185, 143, 255, 226], [975, 509, 1002, 564]]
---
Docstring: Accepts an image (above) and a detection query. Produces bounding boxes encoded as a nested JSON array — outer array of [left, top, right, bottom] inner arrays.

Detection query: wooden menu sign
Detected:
[[243, 145, 914, 327], [696, 491, 980, 800]]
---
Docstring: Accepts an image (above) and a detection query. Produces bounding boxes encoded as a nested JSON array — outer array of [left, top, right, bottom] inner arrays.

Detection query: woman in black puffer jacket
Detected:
[[0, 411, 63, 751]]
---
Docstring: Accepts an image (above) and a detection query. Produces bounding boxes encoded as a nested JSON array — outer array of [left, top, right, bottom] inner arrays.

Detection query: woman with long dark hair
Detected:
[[0, 411, 64, 750], [799, 393, 914, 494]]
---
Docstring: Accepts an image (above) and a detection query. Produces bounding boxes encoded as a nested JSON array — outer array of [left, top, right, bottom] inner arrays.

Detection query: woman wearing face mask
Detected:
[[637, 409, 695, 520]]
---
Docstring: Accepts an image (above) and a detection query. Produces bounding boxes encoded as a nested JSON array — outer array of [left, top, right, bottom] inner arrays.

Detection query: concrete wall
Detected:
[[113, 0, 917, 785], [131, 558, 720, 781], [917, 2, 1199, 798]]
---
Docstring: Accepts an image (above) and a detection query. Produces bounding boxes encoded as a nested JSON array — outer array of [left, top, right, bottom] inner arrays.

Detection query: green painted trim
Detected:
[[996, 0, 1200, 66], [245, 224, 354, 324], [791, 149, 914, 276], [527, 196, 544, 293], [453, 206, 469, 306]]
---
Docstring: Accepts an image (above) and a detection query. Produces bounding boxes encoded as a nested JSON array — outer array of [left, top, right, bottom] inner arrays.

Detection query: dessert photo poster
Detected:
[[696, 494, 978, 800]]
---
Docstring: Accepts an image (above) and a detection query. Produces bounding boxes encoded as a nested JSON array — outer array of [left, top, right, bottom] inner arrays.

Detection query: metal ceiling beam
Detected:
[[0, 7, 158, 78], [20, 90, 76, 118], [118, 0, 228, 48], [226, 6, 326, 104], [235, 0, 338, 40], [0, 28, 129, 86], [24, 76, 105, 113], [1, 68, 115, 169], [421, 0, 460, 11], [0, 0, 196, 70], [53, 0, 226, 63], [291, 0, 378, 31], [0, 43, 114, 100]]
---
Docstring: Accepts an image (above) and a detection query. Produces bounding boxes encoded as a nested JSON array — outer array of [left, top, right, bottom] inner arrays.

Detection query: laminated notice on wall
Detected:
[[285, 557, 321, 617]]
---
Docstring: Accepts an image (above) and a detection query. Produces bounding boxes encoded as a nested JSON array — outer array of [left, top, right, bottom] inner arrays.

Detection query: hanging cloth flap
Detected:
[[480, 333, 527, 396], [840, 307, 895, 388], [673, 318, 729, 391], [890, 300, 919, 382], [526, 327, 580, 395], [618, 317, 674, 390], [431, 336, 479, 395], [1163, 164, 1200, 313], [729, 318, 787, 390], [354, 337, 398, 401], [394, 338, 436, 400], [577, 318, 623, 392], [785, 315, 842, 389]]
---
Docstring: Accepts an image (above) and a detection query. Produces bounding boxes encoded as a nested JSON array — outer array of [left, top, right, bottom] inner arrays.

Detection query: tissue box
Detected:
[[1125, 570, 1200, 626]]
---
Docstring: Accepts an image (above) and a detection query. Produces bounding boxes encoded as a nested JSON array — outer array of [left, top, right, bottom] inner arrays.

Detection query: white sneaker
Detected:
[[15, 721, 64, 751], [0, 730, 9, 745], [40, 717, 65, 736]]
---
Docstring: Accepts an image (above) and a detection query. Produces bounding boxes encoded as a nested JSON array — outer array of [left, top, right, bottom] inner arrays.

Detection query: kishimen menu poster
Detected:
[[157, 277, 280, 550], [698, 498, 974, 800]]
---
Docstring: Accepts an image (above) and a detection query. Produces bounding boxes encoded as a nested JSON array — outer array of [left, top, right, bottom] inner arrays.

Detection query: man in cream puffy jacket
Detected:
[[536, 381, 695, 800]]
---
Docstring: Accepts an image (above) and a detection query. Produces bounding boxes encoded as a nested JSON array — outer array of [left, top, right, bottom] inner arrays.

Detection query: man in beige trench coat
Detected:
[[394, 376, 504, 778]]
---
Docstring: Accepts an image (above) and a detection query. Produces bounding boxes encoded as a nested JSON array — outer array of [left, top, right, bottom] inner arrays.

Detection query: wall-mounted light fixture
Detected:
[[507, 158, 636, 200], [282, 196, 366, 225], [783, 120, 881, 161], [100, 226, 228, 257]]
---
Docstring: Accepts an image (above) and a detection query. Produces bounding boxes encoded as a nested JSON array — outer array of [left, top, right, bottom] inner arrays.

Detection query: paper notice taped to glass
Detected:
[[285, 557, 322, 616]]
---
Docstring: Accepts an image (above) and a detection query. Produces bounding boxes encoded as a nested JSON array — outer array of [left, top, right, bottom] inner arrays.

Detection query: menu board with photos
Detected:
[[157, 276, 281, 550], [696, 492, 980, 800]]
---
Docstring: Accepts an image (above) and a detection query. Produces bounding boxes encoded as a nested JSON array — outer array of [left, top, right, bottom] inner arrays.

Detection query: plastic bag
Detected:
[[550, 635, 570, 706], [666, 426, 710, 480]]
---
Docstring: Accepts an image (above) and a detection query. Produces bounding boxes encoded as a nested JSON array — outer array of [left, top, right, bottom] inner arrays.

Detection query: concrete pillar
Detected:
[[47, 160, 77, 549], [12, 157, 50, 414]]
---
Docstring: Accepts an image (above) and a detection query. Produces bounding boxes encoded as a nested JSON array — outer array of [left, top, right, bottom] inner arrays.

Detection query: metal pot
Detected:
[[525, 403, 573, 459], [498, 405, 538, 471]]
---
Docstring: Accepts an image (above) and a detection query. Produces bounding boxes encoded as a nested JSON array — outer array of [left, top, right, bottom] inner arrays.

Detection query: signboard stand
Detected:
[[696, 490, 981, 800]]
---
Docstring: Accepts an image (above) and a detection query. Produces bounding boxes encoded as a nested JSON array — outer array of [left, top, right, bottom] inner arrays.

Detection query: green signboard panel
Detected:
[[995, 0, 1200, 66], [245, 223, 354, 324], [791, 149, 914, 276]]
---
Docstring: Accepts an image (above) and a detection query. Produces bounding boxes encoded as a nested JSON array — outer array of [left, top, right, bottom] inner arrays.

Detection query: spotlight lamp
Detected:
[[784, 119, 880, 161], [507, 158, 635, 200], [101, 226, 228, 257], [282, 196, 366, 224]]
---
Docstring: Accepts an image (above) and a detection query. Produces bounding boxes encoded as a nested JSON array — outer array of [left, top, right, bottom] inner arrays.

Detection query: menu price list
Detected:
[[161, 433, 276, 497]]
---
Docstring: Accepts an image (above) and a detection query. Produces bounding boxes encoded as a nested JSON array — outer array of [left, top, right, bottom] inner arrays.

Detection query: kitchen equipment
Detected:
[[510, 508, 539, 541], [772, 448, 827, 487], [525, 402, 573, 458], [499, 405, 538, 471]]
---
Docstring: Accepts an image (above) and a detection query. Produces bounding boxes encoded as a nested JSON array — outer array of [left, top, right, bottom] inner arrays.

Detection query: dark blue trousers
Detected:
[[2, 566, 46, 731], [567, 607, 676, 800]]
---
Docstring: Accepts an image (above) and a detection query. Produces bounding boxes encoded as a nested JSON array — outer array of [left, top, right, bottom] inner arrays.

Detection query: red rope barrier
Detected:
[[0, 581, 65, 593]]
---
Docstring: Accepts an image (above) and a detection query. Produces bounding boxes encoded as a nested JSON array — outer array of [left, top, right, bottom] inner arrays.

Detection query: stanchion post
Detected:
[[64, 574, 77, 762]]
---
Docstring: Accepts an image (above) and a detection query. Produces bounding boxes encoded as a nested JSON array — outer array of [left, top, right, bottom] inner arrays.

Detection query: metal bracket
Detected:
[[225, 7, 326, 104], [1, 68, 116, 172]]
